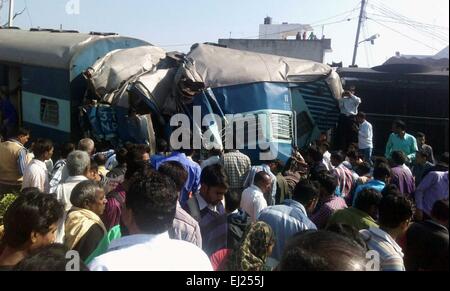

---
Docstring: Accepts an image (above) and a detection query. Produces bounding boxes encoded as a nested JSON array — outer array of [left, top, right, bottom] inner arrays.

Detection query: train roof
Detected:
[[0, 28, 150, 70]]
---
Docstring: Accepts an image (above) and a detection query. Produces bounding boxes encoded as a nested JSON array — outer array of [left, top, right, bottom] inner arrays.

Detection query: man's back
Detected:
[[258, 200, 317, 261], [327, 207, 378, 230], [391, 166, 415, 196], [89, 233, 213, 271], [241, 185, 267, 222], [0, 141, 23, 184], [405, 220, 449, 271], [222, 151, 251, 190]]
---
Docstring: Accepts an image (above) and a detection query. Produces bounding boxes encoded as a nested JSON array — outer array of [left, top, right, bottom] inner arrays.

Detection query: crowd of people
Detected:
[[0, 107, 448, 271]]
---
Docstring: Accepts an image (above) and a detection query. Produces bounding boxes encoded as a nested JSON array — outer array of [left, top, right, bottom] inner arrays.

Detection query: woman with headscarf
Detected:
[[227, 221, 275, 271]]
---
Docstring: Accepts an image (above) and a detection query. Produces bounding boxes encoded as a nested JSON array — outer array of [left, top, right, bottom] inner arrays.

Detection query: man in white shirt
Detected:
[[357, 112, 373, 164], [337, 86, 362, 151], [241, 171, 273, 222], [55, 150, 91, 243], [22, 139, 54, 193], [89, 171, 212, 271]]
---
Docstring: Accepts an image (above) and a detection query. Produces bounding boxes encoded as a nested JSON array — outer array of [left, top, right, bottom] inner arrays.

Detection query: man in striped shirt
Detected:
[[360, 195, 413, 271], [330, 151, 355, 199], [311, 173, 347, 229]]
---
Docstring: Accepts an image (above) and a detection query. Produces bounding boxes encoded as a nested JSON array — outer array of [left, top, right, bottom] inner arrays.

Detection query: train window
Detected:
[[40, 99, 59, 126]]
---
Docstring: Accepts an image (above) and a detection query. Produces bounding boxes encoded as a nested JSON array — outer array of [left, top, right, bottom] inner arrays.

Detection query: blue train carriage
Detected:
[[0, 28, 149, 143], [176, 44, 343, 163]]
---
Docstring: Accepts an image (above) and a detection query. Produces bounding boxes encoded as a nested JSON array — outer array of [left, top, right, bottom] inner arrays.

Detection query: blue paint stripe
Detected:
[[23, 122, 72, 144], [22, 65, 71, 100]]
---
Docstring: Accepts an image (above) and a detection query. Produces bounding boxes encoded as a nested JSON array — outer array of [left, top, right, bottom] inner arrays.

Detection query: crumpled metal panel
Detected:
[[84, 45, 166, 103]]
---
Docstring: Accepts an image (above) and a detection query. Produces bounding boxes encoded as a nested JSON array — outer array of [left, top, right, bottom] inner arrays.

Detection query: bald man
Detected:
[[240, 171, 273, 222]]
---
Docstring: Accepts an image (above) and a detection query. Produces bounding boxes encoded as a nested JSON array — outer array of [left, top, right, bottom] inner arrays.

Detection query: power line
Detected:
[[368, 1, 449, 43], [368, 17, 441, 51], [310, 3, 361, 25], [23, 0, 32, 27], [367, 13, 449, 30], [368, 5, 449, 40]]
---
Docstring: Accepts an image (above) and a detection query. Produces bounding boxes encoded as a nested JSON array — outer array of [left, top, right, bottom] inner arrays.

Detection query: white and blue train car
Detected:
[[0, 28, 149, 142]]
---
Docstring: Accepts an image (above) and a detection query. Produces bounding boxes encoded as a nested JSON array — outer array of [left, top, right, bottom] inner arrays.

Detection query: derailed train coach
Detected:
[[168, 44, 344, 162], [0, 28, 150, 143], [86, 43, 344, 163], [1, 28, 343, 163]]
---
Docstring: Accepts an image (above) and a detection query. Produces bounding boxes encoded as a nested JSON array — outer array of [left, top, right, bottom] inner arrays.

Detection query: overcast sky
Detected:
[[1, 0, 448, 67]]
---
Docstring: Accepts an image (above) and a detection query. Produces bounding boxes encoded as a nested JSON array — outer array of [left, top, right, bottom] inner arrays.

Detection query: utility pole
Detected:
[[351, 0, 367, 67], [8, 0, 14, 27]]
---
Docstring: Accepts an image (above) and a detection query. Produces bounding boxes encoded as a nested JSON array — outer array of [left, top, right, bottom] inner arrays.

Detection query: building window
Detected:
[[40, 98, 59, 126]]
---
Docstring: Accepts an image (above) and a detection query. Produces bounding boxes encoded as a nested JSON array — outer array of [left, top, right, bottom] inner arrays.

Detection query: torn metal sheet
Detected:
[[84, 45, 166, 103]]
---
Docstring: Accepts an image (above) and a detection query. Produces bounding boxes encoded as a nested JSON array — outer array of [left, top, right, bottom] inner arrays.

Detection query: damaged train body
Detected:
[[0, 29, 343, 163]]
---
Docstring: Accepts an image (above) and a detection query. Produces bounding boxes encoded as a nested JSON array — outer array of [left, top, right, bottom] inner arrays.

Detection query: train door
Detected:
[[7, 66, 21, 125]]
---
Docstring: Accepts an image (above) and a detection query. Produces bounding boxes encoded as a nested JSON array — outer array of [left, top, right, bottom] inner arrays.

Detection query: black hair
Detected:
[[381, 184, 401, 198], [346, 150, 359, 161], [391, 151, 406, 165], [125, 145, 150, 179], [158, 161, 188, 192], [278, 230, 366, 271], [378, 195, 413, 229], [373, 156, 389, 167], [94, 153, 107, 166], [416, 132, 425, 139], [14, 244, 89, 271], [32, 138, 53, 159], [437, 152, 449, 165], [330, 151, 345, 164], [115, 147, 128, 166], [373, 163, 391, 181], [3, 191, 64, 247], [354, 188, 382, 214], [156, 139, 169, 153], [225, 190, 241, 213], [357, 112, 366, 119], [200, 164, 229, 189], [11, 127, 30, 138], [393, 120, 407, 131], [292, 179, 320, 205], [89, 159, 98, 172], [325, 224, 368, 251], [61, 143, 76, 159], [307, 146, 324, 163], [355, 162, 371, 177], [431, 200, 449, 223], [254, 171, 271, 186], [268, 159, 284, 173], [319, 141, 330, 151], [416, 149, 429, 160], [316, 173, 338, 196], [126, 171, 178, 234]]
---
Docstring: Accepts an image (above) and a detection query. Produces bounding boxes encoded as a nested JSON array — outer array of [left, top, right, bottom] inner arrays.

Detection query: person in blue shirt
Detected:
[[353, 163, 391, 206], [258, 179, 319, 264], [385, 120, 418, 164], [0, 89, 19, 139]]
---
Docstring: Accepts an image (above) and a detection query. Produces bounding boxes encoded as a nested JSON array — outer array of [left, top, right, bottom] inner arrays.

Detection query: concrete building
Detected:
[[218, 17, 332, 63]]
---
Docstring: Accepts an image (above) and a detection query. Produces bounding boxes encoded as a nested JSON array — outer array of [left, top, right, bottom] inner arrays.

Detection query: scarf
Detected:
[[228, 221, 275, 271], [64, 207, 106, 250]]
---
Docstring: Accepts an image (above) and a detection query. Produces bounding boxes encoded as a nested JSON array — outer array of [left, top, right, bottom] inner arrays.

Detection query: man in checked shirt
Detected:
[[221, 149, 252, 194]]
